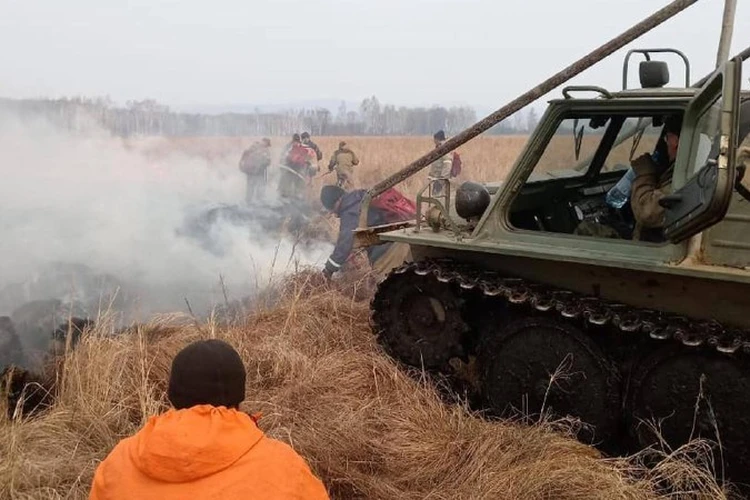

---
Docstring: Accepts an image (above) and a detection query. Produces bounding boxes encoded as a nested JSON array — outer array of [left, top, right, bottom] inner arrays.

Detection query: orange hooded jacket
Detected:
[[88, 405, 330, 500]]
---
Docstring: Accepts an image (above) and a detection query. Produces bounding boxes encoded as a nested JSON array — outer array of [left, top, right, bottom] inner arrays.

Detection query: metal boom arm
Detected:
[[357, 0, 702, 230]]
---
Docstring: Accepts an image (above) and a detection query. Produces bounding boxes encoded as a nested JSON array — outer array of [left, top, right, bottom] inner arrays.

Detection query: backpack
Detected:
[[239, 149, 252, 174], [239, 145, 267, 175], [450, 151, 462, 178], [286, 143, 311, 168], [371, 187, 417, 223]]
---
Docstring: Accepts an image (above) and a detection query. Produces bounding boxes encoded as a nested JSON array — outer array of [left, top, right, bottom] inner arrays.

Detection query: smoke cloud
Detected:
[[0, 110, 333, 326]]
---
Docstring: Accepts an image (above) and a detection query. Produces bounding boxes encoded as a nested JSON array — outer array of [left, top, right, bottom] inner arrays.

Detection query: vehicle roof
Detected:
[[549, 88, 750, 104], [610, 88, 700, 98], [548, 88, 698, 105]]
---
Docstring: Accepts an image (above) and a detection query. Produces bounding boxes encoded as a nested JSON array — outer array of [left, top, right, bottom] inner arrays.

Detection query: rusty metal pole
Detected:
[[693, 44, 750, 88], [357, 0, 703, 229], [687, 0, 737, 263], [715, 0, 737, 68]]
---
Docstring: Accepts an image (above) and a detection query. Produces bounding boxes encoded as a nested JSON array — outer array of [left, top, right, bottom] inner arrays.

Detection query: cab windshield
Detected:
[[508, 108, 685, 241], [527, 113, 664, 183]]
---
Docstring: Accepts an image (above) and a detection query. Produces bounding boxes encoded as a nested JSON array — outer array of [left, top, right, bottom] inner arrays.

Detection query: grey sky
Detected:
[[0, 0, 748, 113]]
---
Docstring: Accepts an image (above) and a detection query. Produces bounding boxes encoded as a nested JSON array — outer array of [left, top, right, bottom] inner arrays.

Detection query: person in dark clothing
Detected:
[[320, 185, 411, 279], [238, 137, 271, 204], [301, 132, 323, 162]]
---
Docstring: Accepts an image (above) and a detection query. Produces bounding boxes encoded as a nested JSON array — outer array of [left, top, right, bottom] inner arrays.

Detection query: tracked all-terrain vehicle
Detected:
[[354, 0, 750, 489]]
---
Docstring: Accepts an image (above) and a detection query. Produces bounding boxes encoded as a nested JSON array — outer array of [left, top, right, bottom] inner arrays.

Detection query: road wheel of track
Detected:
[[479, 316, 621, 447], [626, 344, 750, 487], [371, 269, 468, 370]]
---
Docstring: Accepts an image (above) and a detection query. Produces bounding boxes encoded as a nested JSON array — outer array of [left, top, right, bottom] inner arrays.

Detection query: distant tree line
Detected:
[[0, 95, 541, 137]]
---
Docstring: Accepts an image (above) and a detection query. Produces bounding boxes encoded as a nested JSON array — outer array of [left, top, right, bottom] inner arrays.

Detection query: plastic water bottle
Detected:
[[605, 168, 636, 209]]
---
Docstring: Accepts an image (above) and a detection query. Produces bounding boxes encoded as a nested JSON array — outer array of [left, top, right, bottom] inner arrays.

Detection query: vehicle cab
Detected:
[[376, 49, 749, 280]]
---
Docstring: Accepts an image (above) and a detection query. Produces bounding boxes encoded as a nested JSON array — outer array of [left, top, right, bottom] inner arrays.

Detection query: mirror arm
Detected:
[[658, 193, 683, 208]]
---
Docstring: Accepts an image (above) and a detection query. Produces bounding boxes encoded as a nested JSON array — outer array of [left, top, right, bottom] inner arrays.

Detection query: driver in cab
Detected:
[[629, 114, 682, 241], [573, 114, 682, 242]]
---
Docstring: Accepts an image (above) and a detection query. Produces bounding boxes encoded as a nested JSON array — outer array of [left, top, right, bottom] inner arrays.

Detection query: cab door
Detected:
[[661, 57, 743, 243]]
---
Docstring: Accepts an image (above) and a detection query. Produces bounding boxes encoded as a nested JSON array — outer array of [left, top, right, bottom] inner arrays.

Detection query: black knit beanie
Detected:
[[167, 339, 246, 410], [320, 185, 346, 211]]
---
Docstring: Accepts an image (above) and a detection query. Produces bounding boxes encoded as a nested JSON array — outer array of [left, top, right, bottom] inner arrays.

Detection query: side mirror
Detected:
[[622, 48, 689, 91], [640, 61, 670, 88]]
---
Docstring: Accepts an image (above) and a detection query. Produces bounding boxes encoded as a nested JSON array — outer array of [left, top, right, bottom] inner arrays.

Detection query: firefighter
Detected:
[[278, 134, 310, 201], [238, 137, 271, 204], [428, 130, 454, 196], [300, 132, 323, 164], [279, 133, 301, 166], [88, 339, 330, 500], [320, 185, 413, 279], [300, 132, 322, 184], [327, 141, 360, 190]]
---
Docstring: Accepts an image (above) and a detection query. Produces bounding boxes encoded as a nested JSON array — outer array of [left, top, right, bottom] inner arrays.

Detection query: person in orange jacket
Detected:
[[88, 339, 330, 500]]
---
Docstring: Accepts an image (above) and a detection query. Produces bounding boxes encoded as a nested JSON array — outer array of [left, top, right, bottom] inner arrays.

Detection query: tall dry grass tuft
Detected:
[[0, 270, 736, 499]]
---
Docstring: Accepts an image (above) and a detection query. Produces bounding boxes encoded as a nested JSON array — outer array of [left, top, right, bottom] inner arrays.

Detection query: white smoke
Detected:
[[0, 110, 333, 322]]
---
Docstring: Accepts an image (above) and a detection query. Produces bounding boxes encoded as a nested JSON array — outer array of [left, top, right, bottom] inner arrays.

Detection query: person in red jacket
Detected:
[[88, 339, 330, 500]]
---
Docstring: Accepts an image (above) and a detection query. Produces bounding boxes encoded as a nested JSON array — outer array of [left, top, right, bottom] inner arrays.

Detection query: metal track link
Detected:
[[379, 259, 750, 358]]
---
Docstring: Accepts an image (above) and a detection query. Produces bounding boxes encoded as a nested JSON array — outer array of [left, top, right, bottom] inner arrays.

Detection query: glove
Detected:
[[631, 153, 658, 176], [322, 267, 334, 281]]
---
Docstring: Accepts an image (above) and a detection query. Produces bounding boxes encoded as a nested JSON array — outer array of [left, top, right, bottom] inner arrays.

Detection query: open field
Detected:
[[134, 132, 652, 202], [136, 135, 532, 196], [0, 271, 733, 499], [2, 133, 734, 499]]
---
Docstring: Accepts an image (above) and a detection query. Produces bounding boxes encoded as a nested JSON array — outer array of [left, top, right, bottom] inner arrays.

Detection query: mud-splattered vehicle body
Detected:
[[356, 0, 750, 488]]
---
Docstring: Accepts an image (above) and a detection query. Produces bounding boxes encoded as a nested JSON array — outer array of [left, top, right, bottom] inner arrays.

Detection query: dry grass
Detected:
[[0, 133, 730, 498], [136, 135, 529, 196], [0, 270, 736, 500], [134, 132, 656, 204]]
